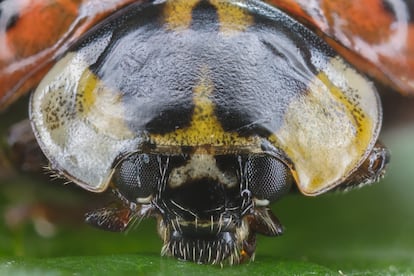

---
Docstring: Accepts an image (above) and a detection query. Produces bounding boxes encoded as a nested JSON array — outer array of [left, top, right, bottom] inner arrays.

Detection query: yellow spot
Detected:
[[150, 67, 260, 152], [76, 69, 134, 139], [210, 0, 253, 34], [163, 0, 199, 30], [163, 0, 253, 34], [78, 70, 98, 114]]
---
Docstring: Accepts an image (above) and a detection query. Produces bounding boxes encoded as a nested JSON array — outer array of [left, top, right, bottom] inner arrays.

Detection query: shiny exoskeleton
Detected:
[[29, 0, 389, 264]]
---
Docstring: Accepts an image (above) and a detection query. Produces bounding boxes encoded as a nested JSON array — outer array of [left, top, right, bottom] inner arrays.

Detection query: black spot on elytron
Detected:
[[190, 1, 219, 32], [382, 0, 397, 21], [404, 0, 414, 22], [5, 13, 19, 30], [382, 0, 414, 23]]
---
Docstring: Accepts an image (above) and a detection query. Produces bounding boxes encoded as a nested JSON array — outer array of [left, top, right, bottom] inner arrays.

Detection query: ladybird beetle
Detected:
[[2, 0, 412, 265]]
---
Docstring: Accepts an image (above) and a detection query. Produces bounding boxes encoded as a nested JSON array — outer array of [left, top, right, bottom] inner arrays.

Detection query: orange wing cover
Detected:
[[0, 0, 138, 111]]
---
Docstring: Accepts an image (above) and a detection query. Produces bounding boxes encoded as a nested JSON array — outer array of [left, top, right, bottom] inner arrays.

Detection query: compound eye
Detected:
[[245, 155, 293, 203], [114, 154, 160, 202]]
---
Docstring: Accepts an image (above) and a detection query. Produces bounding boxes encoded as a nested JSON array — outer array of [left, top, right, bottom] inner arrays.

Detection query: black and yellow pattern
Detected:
[[31, 0, 381, 195]]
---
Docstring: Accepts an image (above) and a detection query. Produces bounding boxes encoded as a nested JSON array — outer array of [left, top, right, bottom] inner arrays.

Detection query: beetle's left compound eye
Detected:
[[113, 154, 160, 202], [245, 156, 293, 203]]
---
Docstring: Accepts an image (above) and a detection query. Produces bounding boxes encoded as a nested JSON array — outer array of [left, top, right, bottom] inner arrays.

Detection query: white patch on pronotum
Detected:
[[168, 154, 237, 188]]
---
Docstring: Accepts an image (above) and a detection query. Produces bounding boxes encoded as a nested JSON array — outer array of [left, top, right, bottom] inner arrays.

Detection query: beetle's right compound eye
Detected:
[[114, 154, 160, 202], [245, 155, 293, 203]]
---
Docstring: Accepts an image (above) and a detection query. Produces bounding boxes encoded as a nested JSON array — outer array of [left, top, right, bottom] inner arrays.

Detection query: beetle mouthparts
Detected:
[[164, 231, 239, 264], [158, 207, 283, 265], [159, 218, 254, 265]]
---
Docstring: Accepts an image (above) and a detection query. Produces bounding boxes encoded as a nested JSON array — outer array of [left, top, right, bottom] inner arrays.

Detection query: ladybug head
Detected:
[[108, 152, 292, 264]]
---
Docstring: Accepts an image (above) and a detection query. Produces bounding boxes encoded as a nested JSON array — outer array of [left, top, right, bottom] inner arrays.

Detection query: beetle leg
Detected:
[[247, 207, 284, 237], [336, 141, 390, 191], [85, 188, 156, 232], [84, 204, 134, 232]]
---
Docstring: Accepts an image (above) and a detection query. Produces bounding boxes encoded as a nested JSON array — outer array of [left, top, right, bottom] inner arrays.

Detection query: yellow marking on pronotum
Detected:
[[150, 67, 259, 150], [269, 67, 375, 195], [76, 68, 134, 139], [163, 0, 200, 30], [163, 0, 253, 33], [210, 0, 253, 34], [78, 70, 98, 114], [317, 72, 372, 151]]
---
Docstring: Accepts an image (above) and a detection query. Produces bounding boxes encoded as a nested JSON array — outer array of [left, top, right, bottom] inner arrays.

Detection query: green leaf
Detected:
[[0, 255, 338, 276]]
